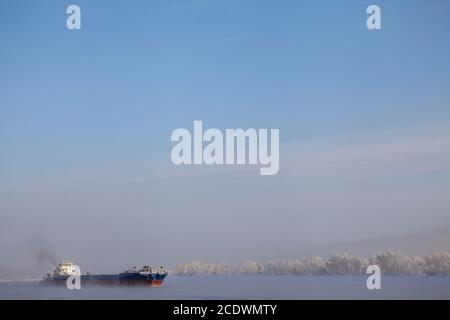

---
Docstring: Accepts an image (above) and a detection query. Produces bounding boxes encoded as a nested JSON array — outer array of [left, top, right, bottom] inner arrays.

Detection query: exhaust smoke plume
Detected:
[[28, 234, 57, 267]]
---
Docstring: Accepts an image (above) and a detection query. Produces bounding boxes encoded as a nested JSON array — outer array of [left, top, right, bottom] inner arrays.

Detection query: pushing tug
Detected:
[[41, 260, 168, 286]]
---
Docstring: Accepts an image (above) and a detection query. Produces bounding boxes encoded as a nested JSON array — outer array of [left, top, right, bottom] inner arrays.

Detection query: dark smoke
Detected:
[[28, 234, 57, 267]]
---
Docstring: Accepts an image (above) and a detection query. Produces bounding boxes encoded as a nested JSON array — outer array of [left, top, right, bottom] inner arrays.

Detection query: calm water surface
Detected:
[[0, 275, 449, 299]]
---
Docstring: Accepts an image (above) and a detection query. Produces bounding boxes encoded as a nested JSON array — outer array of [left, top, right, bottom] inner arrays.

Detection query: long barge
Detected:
[[41, 260, 167, 286]]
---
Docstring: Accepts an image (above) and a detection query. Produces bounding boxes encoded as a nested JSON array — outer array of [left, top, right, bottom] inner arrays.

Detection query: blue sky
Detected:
[[1, 0, 450, 273], [1, 0, 449, 177]]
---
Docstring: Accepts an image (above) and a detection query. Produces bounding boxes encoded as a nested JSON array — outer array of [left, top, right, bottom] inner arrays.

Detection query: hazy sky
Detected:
[[1, 0, 450, 275]]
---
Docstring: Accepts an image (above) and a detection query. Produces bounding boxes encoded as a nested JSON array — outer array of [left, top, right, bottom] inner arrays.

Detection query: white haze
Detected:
[[0, 128, 450, 275]]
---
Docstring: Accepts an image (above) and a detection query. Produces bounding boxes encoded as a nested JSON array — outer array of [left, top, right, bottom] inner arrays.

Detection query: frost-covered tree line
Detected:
[[174, 251, 450, 276]]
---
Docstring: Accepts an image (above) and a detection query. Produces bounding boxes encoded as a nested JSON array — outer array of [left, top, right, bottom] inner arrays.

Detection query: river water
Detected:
[[0, 275, 449, 299]]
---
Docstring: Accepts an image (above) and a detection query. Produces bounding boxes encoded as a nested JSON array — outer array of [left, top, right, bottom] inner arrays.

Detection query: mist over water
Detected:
[[1, 276, 449, 300]]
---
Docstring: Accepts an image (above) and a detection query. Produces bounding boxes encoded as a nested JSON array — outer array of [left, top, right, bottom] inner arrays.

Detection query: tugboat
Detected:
[[41, 260, 168, 286]]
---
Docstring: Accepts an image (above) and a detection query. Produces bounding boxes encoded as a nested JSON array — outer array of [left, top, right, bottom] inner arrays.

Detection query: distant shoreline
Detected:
[[175, 251, 450, 276]]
